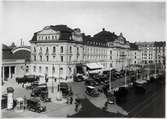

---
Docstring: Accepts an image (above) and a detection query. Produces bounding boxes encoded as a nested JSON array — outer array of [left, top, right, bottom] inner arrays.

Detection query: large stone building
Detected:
[[29, 25, 138, 81], [3, 25, 165, 83]]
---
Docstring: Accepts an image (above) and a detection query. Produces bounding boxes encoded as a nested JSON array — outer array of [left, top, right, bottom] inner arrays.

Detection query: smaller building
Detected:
[[1, 43, 31, 82]]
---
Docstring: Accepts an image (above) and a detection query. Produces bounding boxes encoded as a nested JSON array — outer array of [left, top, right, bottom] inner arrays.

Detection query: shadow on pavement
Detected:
[[68, 98, 125, 117]]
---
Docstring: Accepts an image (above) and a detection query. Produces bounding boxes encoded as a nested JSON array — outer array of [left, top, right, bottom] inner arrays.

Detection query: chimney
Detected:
[[20, 38, 23, 46], [102, 28, 105, 31]]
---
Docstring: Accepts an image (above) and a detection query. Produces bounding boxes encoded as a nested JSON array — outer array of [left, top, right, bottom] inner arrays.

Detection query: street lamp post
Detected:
[[109, 68, 112, 92], [52, 64, 54, 93]]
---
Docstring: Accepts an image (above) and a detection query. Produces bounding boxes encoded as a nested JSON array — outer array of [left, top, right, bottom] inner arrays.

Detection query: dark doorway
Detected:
[[4, 67, 9, 81], [11, 66, 15, 78]]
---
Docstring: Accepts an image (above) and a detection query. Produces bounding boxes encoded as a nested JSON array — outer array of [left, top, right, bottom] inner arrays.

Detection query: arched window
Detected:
[[33, 66, 36, 72], [46, 47, 49, 53], [45, 67, 48, 73], [53, 46, 56, 53], [26, 66, 29, 72], [60, 67, 63, 75], [46, 56, 49, 61], [40, 56, 42, 61], [61, 56, 63, 62], [34, 55, 36, 61], [110, 50, 112, 55], [52, 66, 55, 73], [60, 46, 63, 53], [34, 47, 36, 53], [39, 66, 42, 73], [70, 46, 72, 53], [40, 47, 42, 52]]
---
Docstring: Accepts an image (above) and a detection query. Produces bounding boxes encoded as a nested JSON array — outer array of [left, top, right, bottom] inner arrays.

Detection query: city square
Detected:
[[1, 1, 166, 118]]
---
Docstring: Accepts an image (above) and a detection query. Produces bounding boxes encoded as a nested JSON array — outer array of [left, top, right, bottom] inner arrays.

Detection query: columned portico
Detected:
[[1, 65, 16, 81]]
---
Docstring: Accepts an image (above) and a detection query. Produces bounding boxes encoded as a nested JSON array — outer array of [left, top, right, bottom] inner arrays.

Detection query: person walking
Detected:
[[75, 98, 79, 112], [75, 102, 79, 112], [23, 96, 27, 111], [70, 96, 73, 104]]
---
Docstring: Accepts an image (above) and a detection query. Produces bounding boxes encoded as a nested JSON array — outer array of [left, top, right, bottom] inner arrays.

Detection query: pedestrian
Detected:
[[75, 103, 79, 112], [66, 97, 69, 104], [70, 96, 73, 104], [105, 101, 108, 108], [23, 96, 27, 111]]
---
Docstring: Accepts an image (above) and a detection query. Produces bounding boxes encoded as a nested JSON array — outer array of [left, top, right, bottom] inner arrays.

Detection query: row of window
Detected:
[[34, 46, 75, 54], [33, 66, 64, 74], [86, 41, 107, 47], [38, 35, 58, 41], [85, 47, 107, 55]]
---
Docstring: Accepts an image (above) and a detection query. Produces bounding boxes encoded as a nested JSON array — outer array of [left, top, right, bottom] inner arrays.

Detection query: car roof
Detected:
[[87, 86, 95, 89], [28, 98, 40, 102]]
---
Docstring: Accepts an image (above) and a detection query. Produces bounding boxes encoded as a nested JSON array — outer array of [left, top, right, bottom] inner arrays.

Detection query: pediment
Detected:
[[38, 29, 58, 35]]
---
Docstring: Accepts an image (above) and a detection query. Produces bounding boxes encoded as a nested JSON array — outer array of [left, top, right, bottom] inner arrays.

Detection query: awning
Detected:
[[88, 69, 102, 74], [101, 68, 113, 72], [135, 80, 147, 84], [97, 63, 104, 68], [86, 63, 102, 70]]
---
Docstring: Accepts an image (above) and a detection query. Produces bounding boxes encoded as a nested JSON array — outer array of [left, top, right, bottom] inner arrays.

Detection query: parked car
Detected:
[[85, 86, 99, 97], [59, 82, 72, 97], [27, 98, 46, 113], [133, 80, 147, 94], [85, 80, 99, 86], [74, 74, 84, 82], [31, 84, 48, 97], [114, 87, 128, 103]]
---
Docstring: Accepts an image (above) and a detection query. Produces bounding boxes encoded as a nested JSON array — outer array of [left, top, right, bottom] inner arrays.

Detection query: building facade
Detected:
[[136, 41, 166, 65], [29, 25, 140, 81]]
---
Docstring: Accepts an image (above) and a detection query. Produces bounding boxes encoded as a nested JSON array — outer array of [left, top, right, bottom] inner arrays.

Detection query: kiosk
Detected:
[[15, 97, 24, 112], [7, 87, 14, 110]]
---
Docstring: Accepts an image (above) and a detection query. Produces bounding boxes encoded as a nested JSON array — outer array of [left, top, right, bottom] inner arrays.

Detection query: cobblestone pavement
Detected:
[[1, 79, 79, 118], [2, 76, 131, 118]]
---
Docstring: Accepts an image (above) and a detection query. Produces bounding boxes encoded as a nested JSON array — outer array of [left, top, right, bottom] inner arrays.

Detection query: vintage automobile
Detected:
[[27, 98, 46, 113], [114, 87, 128, 103], [59, 82, 72, 97], [31, 83, 48, 97], [133, 80, 147, 94], [85, 86, 100, 97], [85, 80, 99, 86], [40, 95, 51, 102], [74, 74, 84, 82]]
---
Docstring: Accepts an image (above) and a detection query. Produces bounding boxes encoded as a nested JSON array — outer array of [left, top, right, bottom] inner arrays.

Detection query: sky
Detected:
[[0, 1, 165, 46]]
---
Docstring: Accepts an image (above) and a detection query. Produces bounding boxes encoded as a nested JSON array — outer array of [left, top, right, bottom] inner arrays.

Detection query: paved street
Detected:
[[117, 81, 165, 118], [1, 74, 165, 118], [69, 99, 125, 117]]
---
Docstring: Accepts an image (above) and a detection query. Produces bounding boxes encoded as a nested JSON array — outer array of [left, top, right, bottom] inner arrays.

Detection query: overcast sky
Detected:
[[1, 1, 165, 46]]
